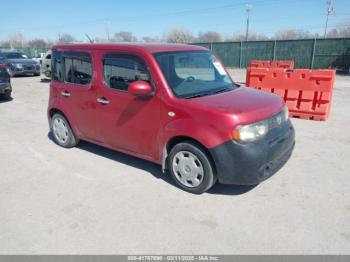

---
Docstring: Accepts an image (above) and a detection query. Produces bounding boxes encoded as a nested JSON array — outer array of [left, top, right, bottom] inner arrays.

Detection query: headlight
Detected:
[[232, 119, 269, 142], [232, 106, 289, 143]]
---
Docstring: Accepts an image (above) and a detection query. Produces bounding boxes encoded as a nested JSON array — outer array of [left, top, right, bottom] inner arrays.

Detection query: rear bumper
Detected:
[[9, 66, 40, 76], [0, 83, 11, 94], [209, 120, 295, 185]]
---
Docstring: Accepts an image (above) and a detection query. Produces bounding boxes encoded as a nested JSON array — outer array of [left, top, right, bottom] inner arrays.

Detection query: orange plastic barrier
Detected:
[[246, 68, 335, 121], [250, 60, 294, 69]]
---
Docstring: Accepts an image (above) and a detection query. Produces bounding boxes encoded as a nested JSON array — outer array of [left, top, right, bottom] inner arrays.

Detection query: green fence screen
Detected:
[[195, 38, 350, 71], [2, 39, 350, 71]]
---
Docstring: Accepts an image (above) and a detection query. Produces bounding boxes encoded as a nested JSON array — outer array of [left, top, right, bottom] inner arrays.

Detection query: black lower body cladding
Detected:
[[209, 120, 295, 185], [0, 83, 12, 95]]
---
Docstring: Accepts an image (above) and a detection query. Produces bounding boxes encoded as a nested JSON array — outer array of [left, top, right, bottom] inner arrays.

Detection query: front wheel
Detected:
[[2, 91, 11, 100], [50, 113, 79, 148], [168, 141, 217, 194]]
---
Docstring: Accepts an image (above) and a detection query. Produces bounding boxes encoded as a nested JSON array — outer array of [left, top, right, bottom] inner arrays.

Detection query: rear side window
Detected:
[[63, 52, 92, 85], [52, 51, 62, 81], [103, 54, 150, 91]]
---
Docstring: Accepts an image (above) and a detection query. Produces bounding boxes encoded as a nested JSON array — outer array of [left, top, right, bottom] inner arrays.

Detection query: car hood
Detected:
[[188, 87, 284, 124], [6, 59, 38, 65]]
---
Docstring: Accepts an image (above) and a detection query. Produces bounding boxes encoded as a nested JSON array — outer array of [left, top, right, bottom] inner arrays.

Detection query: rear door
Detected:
[[95, 52, 161, 159]]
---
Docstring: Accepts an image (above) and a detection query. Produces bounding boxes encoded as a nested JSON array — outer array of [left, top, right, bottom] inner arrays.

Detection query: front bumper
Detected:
[[0, 83, 12, 94], [9, 65, 40, 76], [209, 120, 295, 185], [11, 70, 40, 76]]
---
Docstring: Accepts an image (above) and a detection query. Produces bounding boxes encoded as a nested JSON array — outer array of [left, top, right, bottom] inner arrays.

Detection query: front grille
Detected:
[[23, 65, 35, 70]]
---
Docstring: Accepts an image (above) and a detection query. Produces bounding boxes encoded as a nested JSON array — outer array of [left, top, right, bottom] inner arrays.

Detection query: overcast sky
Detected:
[[0, 0, 349, 41]]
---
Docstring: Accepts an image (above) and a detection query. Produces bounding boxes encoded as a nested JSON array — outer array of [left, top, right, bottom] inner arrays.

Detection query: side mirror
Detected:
[[128, 81, 153, 96]]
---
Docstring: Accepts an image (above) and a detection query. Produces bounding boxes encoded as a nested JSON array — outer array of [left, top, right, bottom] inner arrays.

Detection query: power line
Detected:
[[0, 0, 299, 33]]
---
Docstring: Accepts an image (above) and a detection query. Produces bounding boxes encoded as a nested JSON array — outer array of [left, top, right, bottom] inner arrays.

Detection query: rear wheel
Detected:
[[168, 141, 217, 194], [50, 113, 79, 148]]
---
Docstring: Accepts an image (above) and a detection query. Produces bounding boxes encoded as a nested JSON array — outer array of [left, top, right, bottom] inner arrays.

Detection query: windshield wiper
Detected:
[[212, 87, 231, 95], [184, 93, 211, 99]]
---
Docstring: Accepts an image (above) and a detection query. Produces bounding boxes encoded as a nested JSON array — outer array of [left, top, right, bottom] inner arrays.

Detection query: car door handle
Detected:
[[61, 91, 70, 97], [97, 97, 110, 105]]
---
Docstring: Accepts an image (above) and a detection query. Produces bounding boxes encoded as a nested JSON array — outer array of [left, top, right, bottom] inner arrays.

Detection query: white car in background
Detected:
[[40, 50, 51, 78]]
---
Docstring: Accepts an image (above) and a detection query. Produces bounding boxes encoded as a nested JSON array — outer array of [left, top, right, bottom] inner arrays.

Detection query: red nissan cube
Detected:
[[47, 43, 295, 194]]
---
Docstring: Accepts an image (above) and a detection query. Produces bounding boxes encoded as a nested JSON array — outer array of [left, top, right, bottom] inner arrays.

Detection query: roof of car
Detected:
[[52, 43, 208, 53]]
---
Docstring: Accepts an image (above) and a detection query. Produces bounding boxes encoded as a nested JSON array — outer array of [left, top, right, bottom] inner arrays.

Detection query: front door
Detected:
[[59, 51, 97, 141], [95, 52, 161, 159]]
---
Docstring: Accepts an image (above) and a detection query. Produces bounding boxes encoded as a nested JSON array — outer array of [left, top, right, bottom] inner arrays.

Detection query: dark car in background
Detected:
[[0, 64, 12, 99], [0, 51, 40, 77]]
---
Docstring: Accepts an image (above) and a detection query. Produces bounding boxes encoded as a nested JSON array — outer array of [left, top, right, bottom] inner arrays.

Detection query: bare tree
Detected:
[[326, 19, 350, 38], [274, 29, 313, 40], [225, 33, 246, 42], [113, 31, 138, 42], [8, 32, 25, 48], [142, 36, 163, 43], [197, 31, 222, 42], [57, 33, 77, 44], [27, 39, 51, 48], [165, 28, 194, 43], [248, 33, 269, 41], [94, 37, 108, 43], [0, 41, 11, 48]]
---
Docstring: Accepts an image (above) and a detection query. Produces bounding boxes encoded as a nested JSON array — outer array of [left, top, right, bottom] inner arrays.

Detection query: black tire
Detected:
[[3, 91, 11, 100], [34, 73, 40, 76], [168, 141, 217, 194], [50, 113, 79, 148]]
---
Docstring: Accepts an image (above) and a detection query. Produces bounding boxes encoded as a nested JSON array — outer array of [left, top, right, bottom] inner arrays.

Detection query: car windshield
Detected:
[[154, 51, 236, 98], [4, 52, 27, 59]]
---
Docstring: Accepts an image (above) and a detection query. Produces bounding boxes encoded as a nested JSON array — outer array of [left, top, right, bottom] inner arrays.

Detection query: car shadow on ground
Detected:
[[47, 132, 256, 195], [0, 97, 13, 103], [40, 78, 51, 83], [11, 75, 40, 78]]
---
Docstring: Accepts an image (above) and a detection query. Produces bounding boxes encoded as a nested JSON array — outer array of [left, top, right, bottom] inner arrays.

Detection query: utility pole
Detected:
[[104, 20, 111, 41], [324, 0, 334, 38], [245, 4, 252, 42]]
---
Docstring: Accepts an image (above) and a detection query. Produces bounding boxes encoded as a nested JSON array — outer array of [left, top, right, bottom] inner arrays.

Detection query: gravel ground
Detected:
[[0, 70, 349, 254]]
